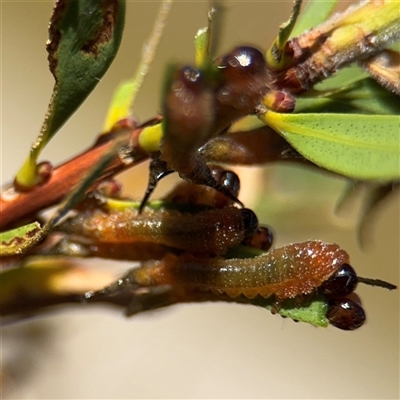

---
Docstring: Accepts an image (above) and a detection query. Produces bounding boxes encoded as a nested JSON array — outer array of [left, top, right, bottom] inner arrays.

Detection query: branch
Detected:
[[0, 119, 161, 231]]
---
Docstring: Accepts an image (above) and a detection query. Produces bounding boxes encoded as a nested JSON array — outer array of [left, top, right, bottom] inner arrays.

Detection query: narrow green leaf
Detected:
[[277, 0, 302, 46], [194, 1, 223, 68], [194, 23, 211, 68], [314, 65, 369, 91], [44, 133, 129, 231], [0, 222, 41, 256], [260, 110, 400, 181], [102, 0, 171, 132], [103, 79, 137, 132], [9, 132, 129, 256], [266, 0, 302, 70], [296, 77, 400, 115], [16, 0, 126, 187], [290, 0, 338, 38]]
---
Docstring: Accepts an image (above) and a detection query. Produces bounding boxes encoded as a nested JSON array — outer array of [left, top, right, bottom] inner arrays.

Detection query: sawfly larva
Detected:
[[133, 240, 351, 300]]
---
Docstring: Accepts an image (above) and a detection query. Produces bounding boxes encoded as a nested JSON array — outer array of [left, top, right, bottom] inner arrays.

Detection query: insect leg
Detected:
[[177, 153, 244, 207], [138, 154, 173, 213]]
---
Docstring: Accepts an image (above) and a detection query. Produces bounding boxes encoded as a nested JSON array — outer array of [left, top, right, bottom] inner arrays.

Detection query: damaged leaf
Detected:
[[16, 0, 126, 188], [0, 222, 42, 256]]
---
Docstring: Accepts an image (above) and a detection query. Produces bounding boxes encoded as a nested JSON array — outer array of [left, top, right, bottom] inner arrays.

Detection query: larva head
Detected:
[[211, 167, 241, 199], [240, 208, 259, 239], [213, 46, 270, 132], [326, 298, 366, 330], [242, 225, 274, 251], [320, 263, 358, 297], [162, 167, 240, 208], [217, 46, 267, 82], [179, 66, 205, 90]]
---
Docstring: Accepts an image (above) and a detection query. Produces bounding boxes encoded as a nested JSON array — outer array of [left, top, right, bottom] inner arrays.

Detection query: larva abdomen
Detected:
[[59, 206, 257, 256], [165, 241, 350, 300]]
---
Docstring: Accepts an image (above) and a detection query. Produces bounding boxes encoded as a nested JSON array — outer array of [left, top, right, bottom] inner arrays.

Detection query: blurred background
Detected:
[[1, 1, 399, 399]]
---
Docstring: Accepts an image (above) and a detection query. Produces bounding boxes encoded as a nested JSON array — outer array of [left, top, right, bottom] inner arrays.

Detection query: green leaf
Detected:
[[102, 0, 171, 132], [8, 132, 129, 256], [296, 77, 400, 115], [194, 18, 211, 68], [252, 294, 329, 328], [314, 65, 369, 91], [266, 0, 302, 70], [103, 79, 137, 132], [290, 0, 338, 38], [44, 132, 129, 230], [16, 0, 126, 187], [0, 222, 42, 256], [259, 110, 400, 181], [194, 5, 223, 69]]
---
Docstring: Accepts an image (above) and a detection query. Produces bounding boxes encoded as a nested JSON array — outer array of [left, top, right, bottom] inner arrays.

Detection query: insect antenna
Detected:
[[357, 277, 397, 291]]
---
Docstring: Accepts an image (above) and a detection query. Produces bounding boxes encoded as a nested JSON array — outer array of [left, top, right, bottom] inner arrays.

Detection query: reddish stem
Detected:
[[0, 126, 151, 231]]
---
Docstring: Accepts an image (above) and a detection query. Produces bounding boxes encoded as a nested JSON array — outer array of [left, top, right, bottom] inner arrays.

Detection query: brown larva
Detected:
[[133, 240, 351, 301], [58, 205, 258, 257]]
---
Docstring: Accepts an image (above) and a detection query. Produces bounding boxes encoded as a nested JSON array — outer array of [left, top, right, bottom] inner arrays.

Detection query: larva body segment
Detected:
[[141, 241, 350, 300], [59, 206, 257, 256], [52, 239, 172, 261]]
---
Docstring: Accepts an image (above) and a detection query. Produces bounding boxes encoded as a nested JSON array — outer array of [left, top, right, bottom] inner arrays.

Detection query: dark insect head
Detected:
[[241, 225, 274, 252], [217, 46, 267, 80], [180, 66, 204, 90], [210, 167, 241, 199], [326, 297, 366, 331], [320, 263, 358, 298], [240, 208, 259, 239]]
